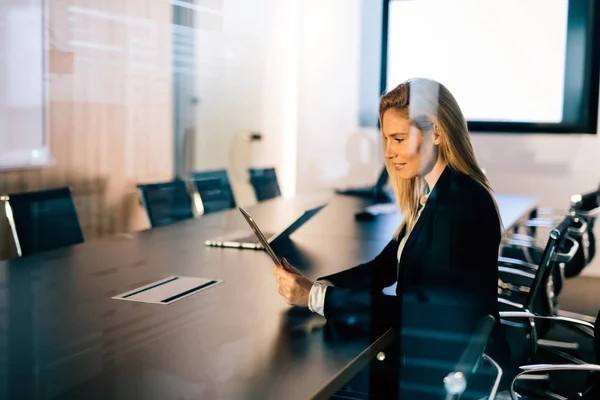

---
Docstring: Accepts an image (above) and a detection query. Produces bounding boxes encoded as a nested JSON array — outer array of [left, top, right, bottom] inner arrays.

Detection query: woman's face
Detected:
[[382, 109, 439, 180]]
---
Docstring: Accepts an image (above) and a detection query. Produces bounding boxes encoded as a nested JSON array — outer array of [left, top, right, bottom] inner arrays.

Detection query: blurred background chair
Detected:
[[2, 187, 84, 257], [498, 185, 600, 321], [506, 185, 600, 279], [190, 169, 236, 214], [137, 180, 195, 228], [248, 167, 281, 202], [565, 189, 600, 277], [499, 213, 586, 307], [498, 215, 579, 316]]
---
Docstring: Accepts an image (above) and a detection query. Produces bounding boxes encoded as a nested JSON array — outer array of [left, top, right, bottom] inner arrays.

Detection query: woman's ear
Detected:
[[433, 124, 441, 146]]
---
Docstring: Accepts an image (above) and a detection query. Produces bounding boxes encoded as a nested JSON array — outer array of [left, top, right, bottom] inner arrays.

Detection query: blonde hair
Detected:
[[379, 78, 501, 236]]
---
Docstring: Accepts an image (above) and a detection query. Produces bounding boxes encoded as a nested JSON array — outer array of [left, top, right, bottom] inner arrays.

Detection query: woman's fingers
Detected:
[[274, 260, 310, 307], [277, 280, 295, 304], [274, 266, 296, 282], [282, 258, 301, 275]]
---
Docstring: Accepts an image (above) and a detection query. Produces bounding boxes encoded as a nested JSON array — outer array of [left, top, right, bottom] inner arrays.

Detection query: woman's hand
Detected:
[[273, 258, 313, 307]]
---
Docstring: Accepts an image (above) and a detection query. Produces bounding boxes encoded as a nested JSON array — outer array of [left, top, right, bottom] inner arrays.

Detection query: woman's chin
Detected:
[[391, 168, 416, 180]]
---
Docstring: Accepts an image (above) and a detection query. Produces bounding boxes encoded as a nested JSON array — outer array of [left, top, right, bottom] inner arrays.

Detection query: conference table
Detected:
[[0, 193, 538, 400]]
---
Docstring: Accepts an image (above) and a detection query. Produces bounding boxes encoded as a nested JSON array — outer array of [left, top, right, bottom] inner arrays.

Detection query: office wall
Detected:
[[192, 0, 382, 204], [296, 0, 384, 193], [193, 0, 296, 205], [0, 0, 173, 260]]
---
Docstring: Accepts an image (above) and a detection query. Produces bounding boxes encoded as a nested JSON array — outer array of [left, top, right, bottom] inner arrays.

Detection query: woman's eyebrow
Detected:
[[386, 132, 409, 137]]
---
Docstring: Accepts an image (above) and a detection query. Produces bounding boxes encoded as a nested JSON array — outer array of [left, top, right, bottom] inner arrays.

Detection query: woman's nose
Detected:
[[384, 143, 396, 159]]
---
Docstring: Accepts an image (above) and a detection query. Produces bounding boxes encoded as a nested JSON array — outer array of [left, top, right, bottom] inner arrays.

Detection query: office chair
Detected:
[[499, 215, 587, 305], [1, 187, 84, 257], [565, 190, 599, 277], [335, 166, 394, 203], [509, 308, 600, 399], [509, 186, 600, 278], [137, 180, 195, 228], [190, 170, 236, 214], [498, 216, 595, 367], [248, 167, 281, 202]]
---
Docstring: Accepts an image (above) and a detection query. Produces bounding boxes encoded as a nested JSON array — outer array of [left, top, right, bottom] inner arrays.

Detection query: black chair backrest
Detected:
[[568, 191, 599, 275], [571, 190, 600, 219], [563, 216, 594, 278], [190, 170, 236, 214], [249, 168, 281, 202], [525, 215, 574, 312], [137, 180, 195, 228], [3, 187, 84, 257]]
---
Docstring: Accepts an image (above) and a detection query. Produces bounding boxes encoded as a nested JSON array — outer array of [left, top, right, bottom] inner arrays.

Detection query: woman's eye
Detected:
[[394, 138, 404, 143]]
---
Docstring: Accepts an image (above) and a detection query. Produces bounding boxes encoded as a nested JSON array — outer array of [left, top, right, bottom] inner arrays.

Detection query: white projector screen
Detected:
[[0, 0, 50, 170], [386, 0, 569, 124]]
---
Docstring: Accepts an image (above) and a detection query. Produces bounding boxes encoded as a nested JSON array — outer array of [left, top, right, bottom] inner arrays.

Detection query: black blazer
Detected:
[[320, 167, 507, 361]]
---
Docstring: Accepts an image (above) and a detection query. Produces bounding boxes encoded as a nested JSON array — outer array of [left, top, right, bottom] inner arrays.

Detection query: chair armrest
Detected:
[[521, 217, 564, 229], [498, 311, 595, 335], [512, 208, 567, 229], [535, 207, 569, 216], [521, 217, 587, 237], [481, 354, 503, 400], [501, 237, 541, 250], [552, 236, 579, 263], [498, 257, 538, 272], [498, 297, 525, 310], [513, 209, 587, 235], [498, 266, 535, 280], [444, 315, 496, 397], [511, 364, 600, 400], [507, 233, 537, 243], [442, 354, 504, 400], [520, 363, 600, 372], [500, 242, 544, 265]]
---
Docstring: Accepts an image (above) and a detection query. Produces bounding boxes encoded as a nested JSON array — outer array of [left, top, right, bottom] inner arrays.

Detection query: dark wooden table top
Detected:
[[0, 193, 537, 400]]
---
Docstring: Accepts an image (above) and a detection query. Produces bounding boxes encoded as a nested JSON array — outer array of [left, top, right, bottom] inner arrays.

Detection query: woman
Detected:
[[274, 78, 510, 395]]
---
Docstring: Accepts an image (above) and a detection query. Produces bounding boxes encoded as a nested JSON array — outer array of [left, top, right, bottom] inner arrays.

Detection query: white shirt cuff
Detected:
[[308, 281, 329, 317]]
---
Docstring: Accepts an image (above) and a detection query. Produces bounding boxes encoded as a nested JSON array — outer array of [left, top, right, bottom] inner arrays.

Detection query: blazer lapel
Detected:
[[398, 167, 453, 269]]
